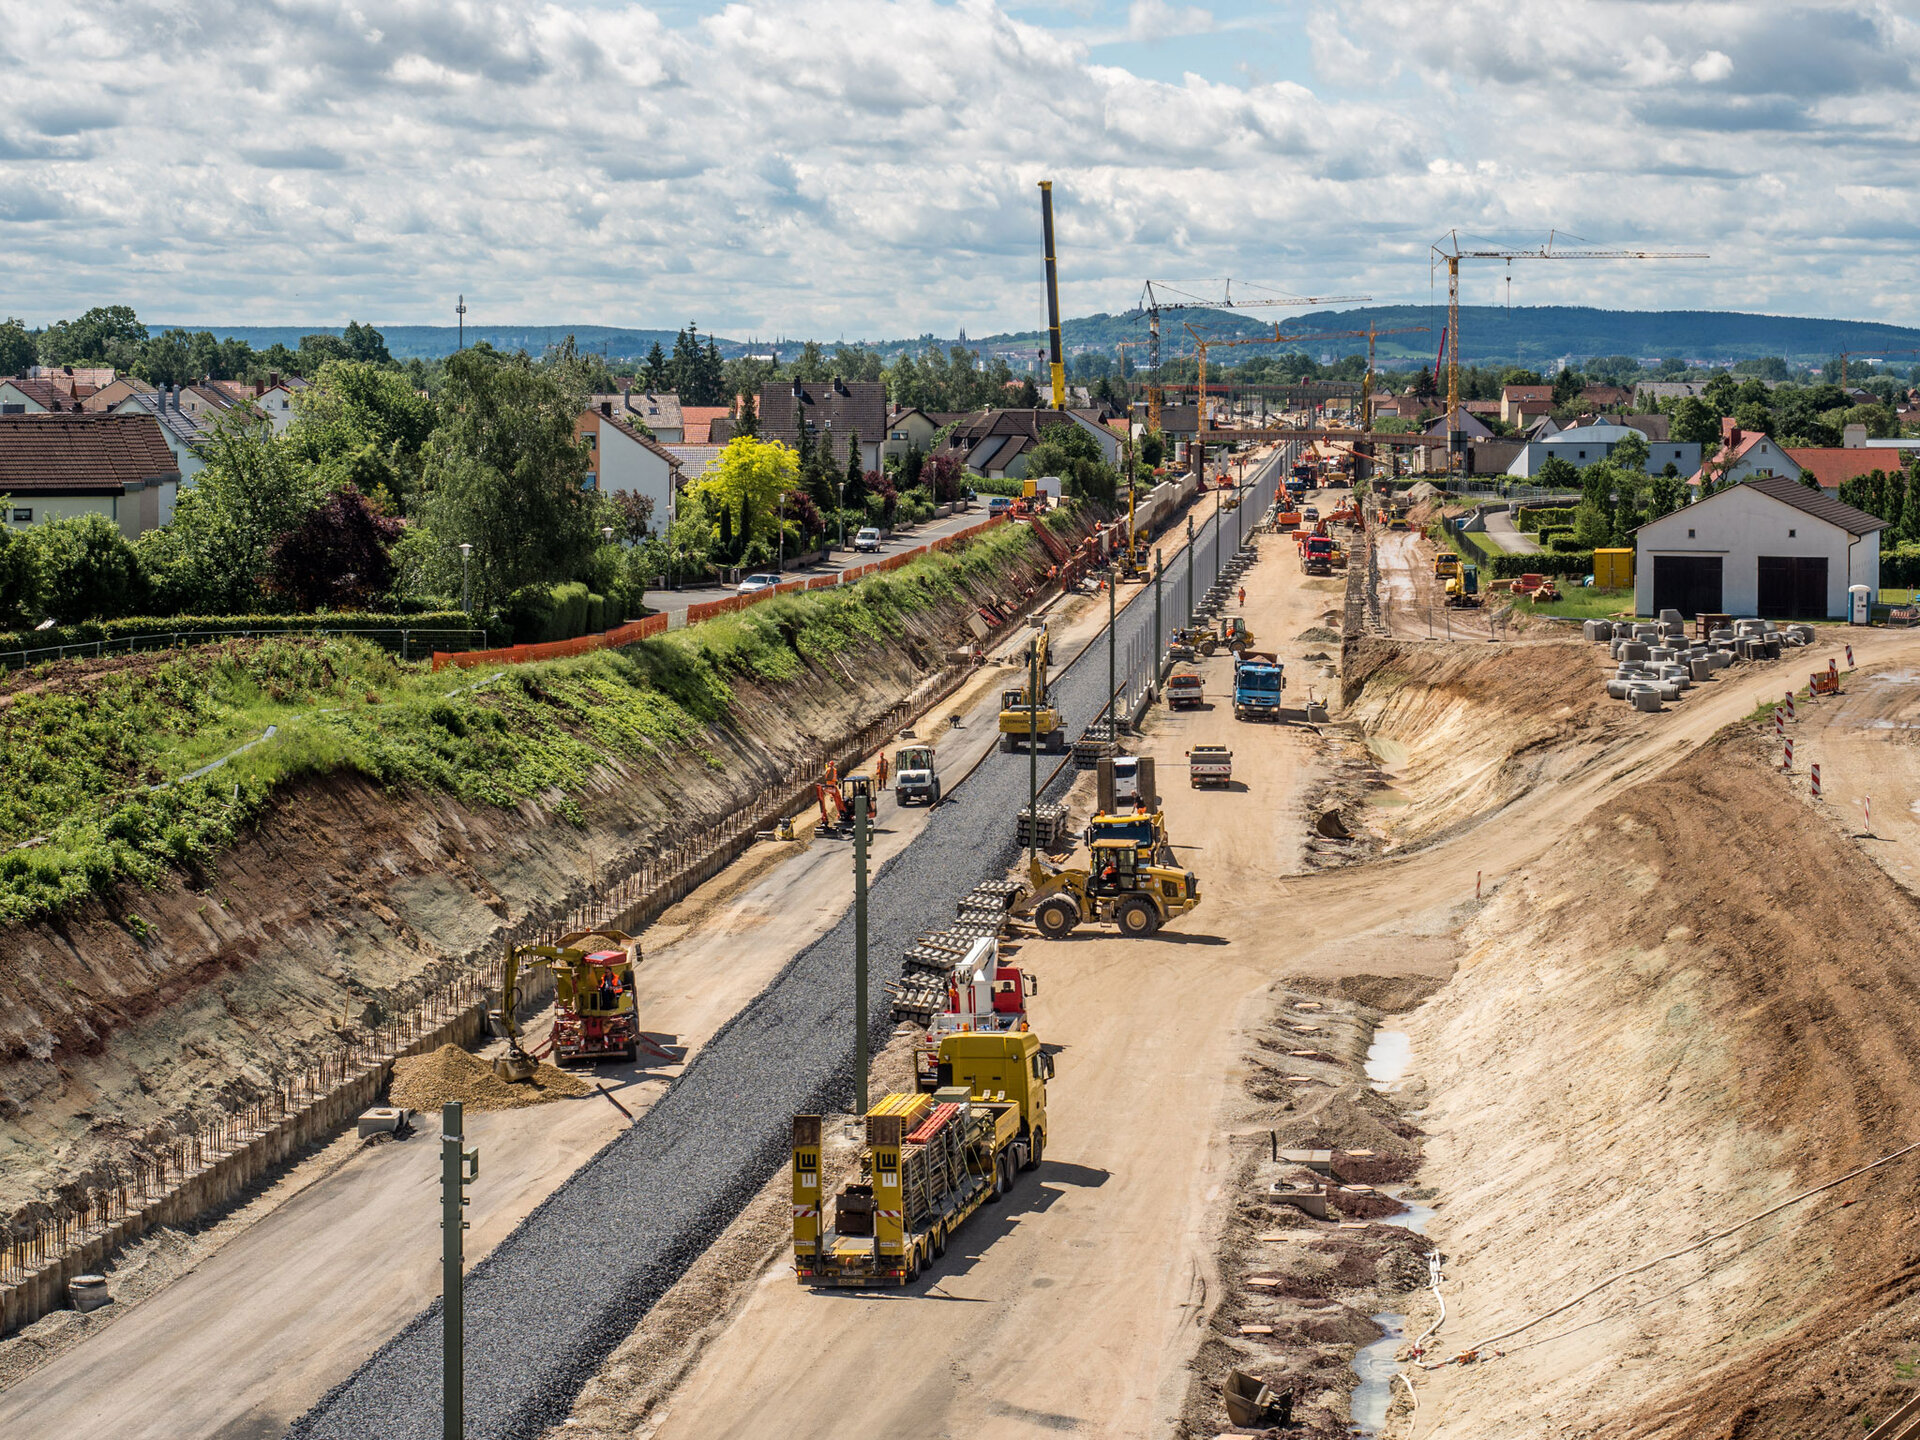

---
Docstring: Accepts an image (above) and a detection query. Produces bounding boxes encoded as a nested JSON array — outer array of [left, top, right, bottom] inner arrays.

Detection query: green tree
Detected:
[[1611, 429, 1650, 476], [40, 306, 147, 365], [1552, 366, 1580, 406], [1534, 455, 1580, 491], [1016, 376, 1040, 407], [136, 424, 326, 612], [843, 431, 867, 511], [1670, 396, 1719, 446], [1647, 475, 1685, 519], [736, 391, 759, 437], [1025, 419, 1118, 507], [0, 515, 37, 622], [1701, 372, 1739, 413], [689, 436, 799, 552], [297, 332, 352, 374], [342, 321, 392, 366], [1732, 401, 1773, 436], [400, 345, 598, 613], [287, 359, 437, 508], [641, 341, 669, 390], [22, 514, 143, 620], [0, 317, 37, 375]]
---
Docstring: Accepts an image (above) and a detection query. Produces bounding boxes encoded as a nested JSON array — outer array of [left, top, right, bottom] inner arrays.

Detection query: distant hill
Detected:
[[965, 305, 1920, 369], [142, 324, 750, 362], [153, 307, 1920, 370]]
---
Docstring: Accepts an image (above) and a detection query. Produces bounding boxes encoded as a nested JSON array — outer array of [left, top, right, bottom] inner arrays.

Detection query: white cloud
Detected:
[[0, 0, 1914, 333]]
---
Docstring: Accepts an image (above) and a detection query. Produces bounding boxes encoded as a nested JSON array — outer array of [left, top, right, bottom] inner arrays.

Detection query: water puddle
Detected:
[[1378, 1191, 1437, 1234], [1364, 789, 1410, 808], [1364, 1029, 1411, 1089], [1349, 1313, 1405, 1435], [1872, 669, 1920, 686]]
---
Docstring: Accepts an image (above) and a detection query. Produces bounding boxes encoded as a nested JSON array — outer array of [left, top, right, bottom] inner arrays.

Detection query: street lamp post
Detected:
[[459, 542, 472, 614]]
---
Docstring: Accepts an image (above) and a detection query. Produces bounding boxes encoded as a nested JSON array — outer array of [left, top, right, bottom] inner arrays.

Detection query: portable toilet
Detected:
[[1850, 584, 1872, 625]]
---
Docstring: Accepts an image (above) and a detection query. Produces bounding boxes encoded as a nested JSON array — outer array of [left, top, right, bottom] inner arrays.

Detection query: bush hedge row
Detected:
[[1517, 506, 1575, 532], [1881, 550, 1920, 587], [1487, 550, 1594, 579], [0, 609, 479, 654]]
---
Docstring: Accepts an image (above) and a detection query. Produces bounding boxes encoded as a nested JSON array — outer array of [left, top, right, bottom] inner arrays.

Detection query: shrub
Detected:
[[0, 609, 477, 656], [1548, 534, 1588, 553], [1517, 506, 1575, 533], [22, 513, 146, 622], [1488, 550, 1594, 579]]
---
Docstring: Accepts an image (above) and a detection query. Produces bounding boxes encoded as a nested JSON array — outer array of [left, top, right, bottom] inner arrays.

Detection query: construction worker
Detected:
[[1238, 585, 1246, 607], [876, 755, 889, 789]]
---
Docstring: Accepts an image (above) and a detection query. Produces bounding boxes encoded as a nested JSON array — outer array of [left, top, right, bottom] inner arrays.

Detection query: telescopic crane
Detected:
[[1430, 231, 1707, 473]]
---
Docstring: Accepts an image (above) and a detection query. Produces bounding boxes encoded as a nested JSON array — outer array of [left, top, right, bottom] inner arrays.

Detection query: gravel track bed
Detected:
[[290, 458, 1280, 1440]]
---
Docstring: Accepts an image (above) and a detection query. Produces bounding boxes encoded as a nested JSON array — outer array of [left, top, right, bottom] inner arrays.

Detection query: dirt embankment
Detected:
[[1328, 636, 1635, 852], [0, 536, 1056, 1223], [1402, 731, 1920, 1439]]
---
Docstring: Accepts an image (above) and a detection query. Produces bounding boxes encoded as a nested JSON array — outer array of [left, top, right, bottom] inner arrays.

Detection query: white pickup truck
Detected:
[[1187, 745, 1233, 788]]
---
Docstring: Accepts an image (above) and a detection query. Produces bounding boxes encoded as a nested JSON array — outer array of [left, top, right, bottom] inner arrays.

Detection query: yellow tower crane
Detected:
[[1038, 181, 1067, 411], [1430, 231, 1707, 474]]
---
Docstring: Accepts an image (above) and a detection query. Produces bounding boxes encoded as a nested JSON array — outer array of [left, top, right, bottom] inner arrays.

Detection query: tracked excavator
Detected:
[[494, 928, 647, 1079], [998, 624, 1066, 754]]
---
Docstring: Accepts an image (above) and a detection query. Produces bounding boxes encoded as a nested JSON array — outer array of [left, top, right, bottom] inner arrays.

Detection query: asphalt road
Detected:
[[291, 458, 1285, 1440], [655, 506, 990, 620]]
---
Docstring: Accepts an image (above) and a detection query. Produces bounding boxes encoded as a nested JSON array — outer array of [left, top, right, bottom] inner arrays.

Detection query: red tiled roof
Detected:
[[679, 406, 731, 445], [0, 412, 182, 494], [1, 377, 73, 411], [1787, 447, 1908, 491], [1501, 384, 1552, 402]]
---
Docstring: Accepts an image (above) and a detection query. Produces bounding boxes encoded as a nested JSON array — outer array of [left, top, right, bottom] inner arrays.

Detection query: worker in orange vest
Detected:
[[876, 755, 889, 788]]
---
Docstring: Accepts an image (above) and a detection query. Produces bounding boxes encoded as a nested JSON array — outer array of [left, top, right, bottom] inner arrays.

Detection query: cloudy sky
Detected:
[[2, 0, 1915, 337]]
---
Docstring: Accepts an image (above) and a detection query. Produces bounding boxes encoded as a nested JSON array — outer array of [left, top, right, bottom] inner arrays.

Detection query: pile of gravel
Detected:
[[388, 1044, 590, 1114], [292, 455, 1280, 1440]]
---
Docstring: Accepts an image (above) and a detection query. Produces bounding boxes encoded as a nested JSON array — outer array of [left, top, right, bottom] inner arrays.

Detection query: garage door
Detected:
[[1757, 556, 1829, 619], [1652, 555, 1723, 619]]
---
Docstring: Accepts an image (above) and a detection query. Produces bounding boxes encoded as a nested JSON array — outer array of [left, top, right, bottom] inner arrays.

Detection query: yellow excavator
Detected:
[[495, 928, 645, 1079], [1018, 840, 1201, 940], [998, 625, 1066, 754]]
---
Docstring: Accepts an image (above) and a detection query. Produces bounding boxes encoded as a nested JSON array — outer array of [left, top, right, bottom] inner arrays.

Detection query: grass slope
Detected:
[[0, 521, 1038, 924]]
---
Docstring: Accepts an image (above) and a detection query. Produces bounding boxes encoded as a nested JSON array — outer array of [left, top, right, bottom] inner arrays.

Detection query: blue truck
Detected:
[[1232, 651, 1285, 721]]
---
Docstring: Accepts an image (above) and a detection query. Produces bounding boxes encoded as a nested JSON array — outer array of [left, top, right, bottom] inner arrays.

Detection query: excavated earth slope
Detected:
[[0, 534, 1053, 1224], [1405, 727, 1920, 1439]]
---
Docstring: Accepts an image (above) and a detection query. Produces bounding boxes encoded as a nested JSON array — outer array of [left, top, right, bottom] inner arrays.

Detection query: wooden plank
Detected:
[[1238, 1324, 1275, 1335]]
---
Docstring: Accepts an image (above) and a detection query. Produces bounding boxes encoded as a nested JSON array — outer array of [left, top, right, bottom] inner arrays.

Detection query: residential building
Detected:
[[759, 378, 887, 473], [1500, 384, 1552, 424], [1578, 384, 1634, 411], [679, 406, 731, 445], [576, 401, 683, 533], [591, 389, 683, 443], [1634, 474, 1884, 619], [941, 408, 1122, 482], [1508, 422, 1700, 479], [114, 390, 211, 515], [1691, 423, 1802, 488], [1634, 380, 1711, 405], [0, 412, 182, 537], [1424, 407, 1493, 441], [662, 444, 725, 482], [255, 376, 309, 434], [82, 376, 156, 412], [0, 377, 71, 413], [882, 407, 943, 462]]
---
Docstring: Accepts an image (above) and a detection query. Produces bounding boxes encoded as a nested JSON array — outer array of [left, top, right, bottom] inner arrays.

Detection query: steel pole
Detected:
[[442, 1101, 466, 1440], [1027, 643, 1039, 871], [853, 795, 869, 1115]]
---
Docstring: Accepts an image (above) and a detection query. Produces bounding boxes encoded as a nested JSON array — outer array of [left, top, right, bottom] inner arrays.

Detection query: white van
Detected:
[[854, 527, 883, 553]]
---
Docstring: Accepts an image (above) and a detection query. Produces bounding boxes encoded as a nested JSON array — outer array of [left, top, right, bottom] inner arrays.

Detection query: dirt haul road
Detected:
[[645, 497, 1357, 1440], [643, 545, 1920, 1440], [0, 498, 1237, 1439]]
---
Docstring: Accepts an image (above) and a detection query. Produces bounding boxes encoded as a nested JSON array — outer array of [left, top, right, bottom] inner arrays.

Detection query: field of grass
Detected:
[[0, 519, 1043, 925], [1519, 587, 1637, 621]]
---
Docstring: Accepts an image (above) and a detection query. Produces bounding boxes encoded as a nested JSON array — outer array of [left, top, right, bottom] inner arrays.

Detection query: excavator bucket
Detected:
[[494, 1048, 537, 1083]]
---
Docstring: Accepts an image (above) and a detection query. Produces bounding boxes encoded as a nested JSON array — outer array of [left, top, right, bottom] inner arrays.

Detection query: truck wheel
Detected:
[[986, 1158, 1007, 1203], [1034, 897, 1078, 941], [1117, 898, 1160, 937], [930, 781, 941, 804], [905, 1246, 921, 1283], [933, 1224, 948, 1258], [1022, 1128, 1044, 1171]]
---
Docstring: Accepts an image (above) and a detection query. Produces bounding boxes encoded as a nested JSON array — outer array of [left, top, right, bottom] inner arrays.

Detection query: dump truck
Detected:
[[913, 936, 1037, 1090], [1188, 745, 1233, 787], [999, 624, 1065, 754], [1020, 840, 1201, 940], [1303, 534, 1334, 576], [793, 1030, 1053, 1287], [893, 744, 940, 806], [1166, 671, 1205, 709], [1233, 651, 1285, 721]]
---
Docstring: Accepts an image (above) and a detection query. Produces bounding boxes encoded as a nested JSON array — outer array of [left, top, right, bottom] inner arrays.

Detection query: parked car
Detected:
[[855, 527, 883, 552], [737, 573, 782, 594], [987, 496, 1014, 516]]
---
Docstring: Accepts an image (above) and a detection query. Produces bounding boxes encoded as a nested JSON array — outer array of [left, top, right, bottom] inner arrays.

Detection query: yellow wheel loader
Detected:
[[1018, 839, 1201, 941]]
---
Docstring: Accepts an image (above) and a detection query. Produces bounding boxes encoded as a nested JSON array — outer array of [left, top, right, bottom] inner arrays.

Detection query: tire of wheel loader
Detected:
[[1034, 897, 1078, 941], [1117, 897, 1160, 937]]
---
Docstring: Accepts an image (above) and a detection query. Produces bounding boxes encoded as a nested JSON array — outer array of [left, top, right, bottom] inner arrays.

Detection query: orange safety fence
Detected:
[[432, 611, 667, 671], [431, 514, 1011, 672]]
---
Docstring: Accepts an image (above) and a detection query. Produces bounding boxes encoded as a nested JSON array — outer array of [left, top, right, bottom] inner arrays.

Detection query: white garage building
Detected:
[[1633, 474, 1884, 620]]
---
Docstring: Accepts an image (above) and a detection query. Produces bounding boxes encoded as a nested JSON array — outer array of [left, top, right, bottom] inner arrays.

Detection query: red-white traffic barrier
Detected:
[[1845, 644, 1855, 668], [1864, 794, 1872, 831], [1774, 706, 1785, 738], [1786, 692, 1798, 722], [1783, 737, 1794, 771], [1811, 763, 1821, 799]]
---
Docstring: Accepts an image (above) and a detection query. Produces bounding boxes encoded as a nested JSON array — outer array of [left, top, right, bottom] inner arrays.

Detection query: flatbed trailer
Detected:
[[794, 1031, 1052, 1287]]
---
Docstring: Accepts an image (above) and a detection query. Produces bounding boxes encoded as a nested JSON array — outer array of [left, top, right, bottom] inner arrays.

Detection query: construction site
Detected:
[[6, 198, 1920, 1437]]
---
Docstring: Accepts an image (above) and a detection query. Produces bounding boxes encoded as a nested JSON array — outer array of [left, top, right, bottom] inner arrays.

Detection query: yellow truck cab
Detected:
[[793, 1031, 1053, 1288]]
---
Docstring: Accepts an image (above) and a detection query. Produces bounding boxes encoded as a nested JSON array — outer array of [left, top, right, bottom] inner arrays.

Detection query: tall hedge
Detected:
[[0, 610, 477, 654], [1488, 550, 1594, 579]]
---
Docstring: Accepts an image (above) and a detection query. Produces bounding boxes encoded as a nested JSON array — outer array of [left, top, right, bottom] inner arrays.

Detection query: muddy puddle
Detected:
[[1349, 1313, 1406, 1434], [1364, 1029, 1412, 1089]]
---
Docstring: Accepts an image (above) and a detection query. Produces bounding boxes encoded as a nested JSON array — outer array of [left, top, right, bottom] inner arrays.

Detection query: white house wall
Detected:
[[592, 424, 678, 532], [1635, 487, 1877, 619]]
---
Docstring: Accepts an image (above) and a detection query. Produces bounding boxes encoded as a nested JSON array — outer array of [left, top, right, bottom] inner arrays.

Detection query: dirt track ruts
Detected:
[[288, 457, 1285, 1440]]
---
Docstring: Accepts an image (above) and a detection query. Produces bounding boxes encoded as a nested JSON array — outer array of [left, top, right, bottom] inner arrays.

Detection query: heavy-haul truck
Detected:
[[793, 1031, 1053, 1287]]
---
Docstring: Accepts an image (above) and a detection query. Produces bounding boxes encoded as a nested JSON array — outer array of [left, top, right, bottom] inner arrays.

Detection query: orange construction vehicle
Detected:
[[816, 762, 879, 837]]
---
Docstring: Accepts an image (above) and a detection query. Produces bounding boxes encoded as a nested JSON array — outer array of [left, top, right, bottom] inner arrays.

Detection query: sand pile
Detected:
[[389, 1044, 593, 1113]]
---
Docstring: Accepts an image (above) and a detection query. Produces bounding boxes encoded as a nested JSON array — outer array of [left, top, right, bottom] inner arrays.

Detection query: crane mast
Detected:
[[1038, 181, 1066, 411]]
